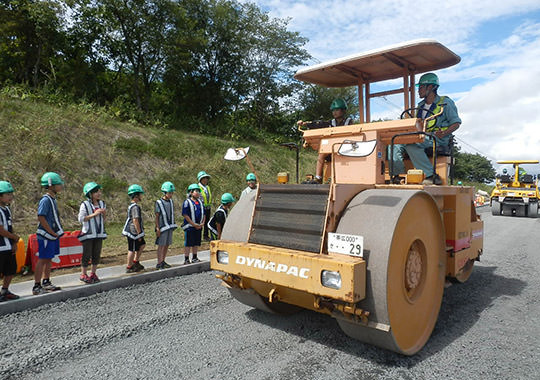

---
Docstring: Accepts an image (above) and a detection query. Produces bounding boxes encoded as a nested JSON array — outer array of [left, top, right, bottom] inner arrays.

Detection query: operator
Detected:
[[298, 98, 353, 183], [391, 73, 461, 185]]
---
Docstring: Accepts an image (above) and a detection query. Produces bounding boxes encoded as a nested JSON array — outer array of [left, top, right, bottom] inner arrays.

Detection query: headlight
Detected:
[[321, 270, 341, 289], [217, 250, 229, 264]]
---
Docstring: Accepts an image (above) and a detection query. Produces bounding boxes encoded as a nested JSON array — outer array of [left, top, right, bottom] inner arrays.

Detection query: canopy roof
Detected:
[[294, 39, 460, 87]]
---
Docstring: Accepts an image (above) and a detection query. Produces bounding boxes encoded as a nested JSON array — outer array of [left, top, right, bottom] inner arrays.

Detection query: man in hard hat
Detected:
[[391, 73, 461, 185], [298, 98, 353, 183], [240, 173, 257, 199]]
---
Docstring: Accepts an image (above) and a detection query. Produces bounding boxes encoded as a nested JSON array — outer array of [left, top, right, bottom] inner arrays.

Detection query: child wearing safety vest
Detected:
[[122, 184, 146, 273], [154, 181, 177, 270], [208, 193, 235, 240], [182, 184, 205, 264], [78, 182, 107, 284], [33, 172, 65, 295], [197, 171, 212, 241], [0, 181, 21, 301]]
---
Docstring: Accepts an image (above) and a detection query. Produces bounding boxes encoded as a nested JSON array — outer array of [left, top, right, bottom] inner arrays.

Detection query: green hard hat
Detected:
[[188, 183, 200, 192], [127, 184, 144, 195], [221, 193, 236, 204], [197, 171, 211, 181], [502, 168, 508, 174], [416, 73, 439, 87], [0, 181, 14, 194], [40, 172, 64, 187], [83, 182, 101, 197], [330, 98, 347, 111], [161, 181, 176, 193], [246, 173, 256, 181]]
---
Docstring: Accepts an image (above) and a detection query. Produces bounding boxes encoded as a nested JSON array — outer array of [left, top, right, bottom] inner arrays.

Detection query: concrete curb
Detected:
[[0, 251, 211, 316]]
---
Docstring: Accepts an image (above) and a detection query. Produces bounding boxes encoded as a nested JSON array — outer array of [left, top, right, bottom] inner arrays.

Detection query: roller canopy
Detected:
[[294, 39, 460, 87]]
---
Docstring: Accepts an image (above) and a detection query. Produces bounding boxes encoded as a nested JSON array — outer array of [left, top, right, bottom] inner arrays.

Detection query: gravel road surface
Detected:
[[2, 207, 539, 380]]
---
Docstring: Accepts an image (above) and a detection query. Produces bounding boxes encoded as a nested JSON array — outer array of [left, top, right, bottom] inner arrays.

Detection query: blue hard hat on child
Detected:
[[188, 183, 200, 192], [161, 181, 175, 193], [221, 193, 236, 204], [0, 181, 14, 194], [197, 171, 211, 181]]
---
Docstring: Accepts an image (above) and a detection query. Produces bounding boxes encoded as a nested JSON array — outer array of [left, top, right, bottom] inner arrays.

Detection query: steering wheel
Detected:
[[400, 107, 435, 119]]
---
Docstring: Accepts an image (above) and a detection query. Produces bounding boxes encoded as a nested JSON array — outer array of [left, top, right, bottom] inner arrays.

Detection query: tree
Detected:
[[453, 146, 496, 183], [296, 84, 358, 122]]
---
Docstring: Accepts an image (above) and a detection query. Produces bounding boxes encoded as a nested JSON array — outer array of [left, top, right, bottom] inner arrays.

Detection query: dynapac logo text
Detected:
[[235, 255, 310, 279]]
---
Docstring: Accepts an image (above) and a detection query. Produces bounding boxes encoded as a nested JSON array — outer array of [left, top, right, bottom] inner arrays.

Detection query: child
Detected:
[[0, 181, 20, 301], [33, 172, 64, 295], [208, 193, 235, 240], [182, 183, 205, 264], [240, 173, 257, 199], [122, 184, 145, 273], [197, 171, 212, 241], [78, 182, 107, 284], [154, 181, 177, 269]]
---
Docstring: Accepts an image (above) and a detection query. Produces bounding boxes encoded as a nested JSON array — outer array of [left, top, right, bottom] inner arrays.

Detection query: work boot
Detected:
[[391, 176, 405, 184], [422, 174, 442, 185]]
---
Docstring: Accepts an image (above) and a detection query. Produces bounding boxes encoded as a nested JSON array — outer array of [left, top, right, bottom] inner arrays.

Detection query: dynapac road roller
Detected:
[[210, 40, 484, 355]]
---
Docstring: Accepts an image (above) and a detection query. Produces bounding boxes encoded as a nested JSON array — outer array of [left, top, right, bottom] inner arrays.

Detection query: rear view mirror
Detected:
[[224, 147, 250, 161], [338, 140, 377, 157]]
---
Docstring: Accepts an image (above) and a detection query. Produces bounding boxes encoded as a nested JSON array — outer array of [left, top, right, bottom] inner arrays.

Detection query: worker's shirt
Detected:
[[417, 95, 461, 129], [331, 116, 353, 127]]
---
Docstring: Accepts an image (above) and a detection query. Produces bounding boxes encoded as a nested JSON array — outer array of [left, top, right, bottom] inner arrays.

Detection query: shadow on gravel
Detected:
[[244, 264, 526, 367]]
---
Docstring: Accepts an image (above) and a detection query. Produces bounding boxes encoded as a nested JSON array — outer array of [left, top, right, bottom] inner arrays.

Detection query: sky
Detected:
[[244, 0, 540, 172]]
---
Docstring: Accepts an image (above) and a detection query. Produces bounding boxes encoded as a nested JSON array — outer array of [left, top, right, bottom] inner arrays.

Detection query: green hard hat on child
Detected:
[[246, 173, 256, 181], [83, 182, 101, 197], [0, 181, 14, 194], [416, 73, 439, 87], [40, 172, 64, 187], [221, 193, 236, 204], [197, 171, 211, 181], [188, 183, 200, 192], [127, 184, 144, 195], [330, 98, 347, 111], [161, 181, 175, 193]]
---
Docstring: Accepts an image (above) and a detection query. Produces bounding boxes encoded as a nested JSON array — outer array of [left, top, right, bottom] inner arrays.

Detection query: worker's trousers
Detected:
[[391, 135, 450, 178]]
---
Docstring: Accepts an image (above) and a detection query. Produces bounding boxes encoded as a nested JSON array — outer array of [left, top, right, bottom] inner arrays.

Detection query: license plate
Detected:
[[328, 232, 364, 257]]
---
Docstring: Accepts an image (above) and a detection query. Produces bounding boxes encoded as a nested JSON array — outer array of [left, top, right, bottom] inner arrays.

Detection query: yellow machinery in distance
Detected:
[[490, 160, 539, 217], [210, 40, 484, 355]]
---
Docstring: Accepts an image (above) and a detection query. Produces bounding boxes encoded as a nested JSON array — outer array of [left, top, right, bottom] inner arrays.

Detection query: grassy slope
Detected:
[[0, 95, 317, 252]]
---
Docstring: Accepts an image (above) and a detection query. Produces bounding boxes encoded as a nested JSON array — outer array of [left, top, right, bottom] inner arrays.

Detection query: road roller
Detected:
[[210, 40, 484, 355], [490, 160, 539, 218]]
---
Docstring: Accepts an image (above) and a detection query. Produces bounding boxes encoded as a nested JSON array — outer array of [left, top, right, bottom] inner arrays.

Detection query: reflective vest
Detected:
[[0, 206, 13, 253], [122, 203, 145, 239], [36, 194, 64, 240], [182, 198, 204, 230], [78, 200, 107, 241], [331, 116, 353, 127], [419, 96, 447, 132], [207, 205, 227, 236], [198, 183, 212, 207], [156, 198, 177, 232]]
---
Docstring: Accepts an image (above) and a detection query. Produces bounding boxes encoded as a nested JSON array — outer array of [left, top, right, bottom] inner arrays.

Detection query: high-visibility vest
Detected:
[[36, 194, 64, 240], [198, 183, 212, 207], [419, 96, 447, 132], [78, 200, 107, 241], [0, 206, 13, 252], [122, 203, 145, 239], [331, 116, 353, 127], [207, 205, 227, 236], [156, 198, 177, 232], [182, 198, 204, 230]]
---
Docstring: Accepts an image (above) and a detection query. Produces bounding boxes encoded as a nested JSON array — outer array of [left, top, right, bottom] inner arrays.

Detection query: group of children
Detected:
[[0, 170, 259, 301]]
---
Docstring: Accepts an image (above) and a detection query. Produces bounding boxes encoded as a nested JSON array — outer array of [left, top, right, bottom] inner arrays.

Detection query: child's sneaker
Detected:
[[80, 274, 92, 284], [183, 258, 191, 265], [89, 273, 100, 283], [32, 284, 46, 295], [42, 279, 61, 292], [156, 262, 164, 270], [162, 261, 171, 268], [126, 266, 136, 273], [191, 257, 201, 263], [133, 261, 145, 272], [1, 290, 20, 301]]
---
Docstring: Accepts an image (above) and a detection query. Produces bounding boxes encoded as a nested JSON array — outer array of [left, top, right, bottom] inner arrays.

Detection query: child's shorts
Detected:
[[127, 237, 146, 252], [38, 238, 60, 259], [155, 229, 173, 246], [0, 252, 16, 276], [184, 228, 202, 247]]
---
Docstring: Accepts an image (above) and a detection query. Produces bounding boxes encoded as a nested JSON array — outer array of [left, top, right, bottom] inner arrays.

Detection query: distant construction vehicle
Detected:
[[210, 40, 484, 355], [491, 160, 539, 217]]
